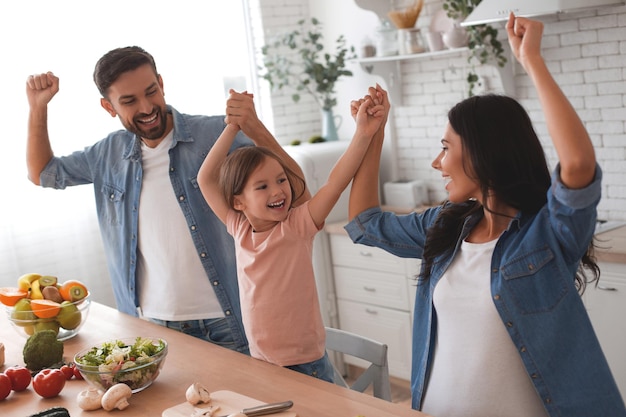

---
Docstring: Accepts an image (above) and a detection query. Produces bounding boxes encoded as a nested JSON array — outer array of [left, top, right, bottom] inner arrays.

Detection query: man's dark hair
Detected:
[[93, 46, 158, 97]]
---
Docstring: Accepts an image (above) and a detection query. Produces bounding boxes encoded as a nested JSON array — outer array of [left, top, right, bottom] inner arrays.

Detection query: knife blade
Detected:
[[213, 400, 294, 417]]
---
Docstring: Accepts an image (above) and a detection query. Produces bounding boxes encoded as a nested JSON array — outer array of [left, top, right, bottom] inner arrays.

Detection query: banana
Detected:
[[30, 279, 44, 300], [17, 273, 42, 291]]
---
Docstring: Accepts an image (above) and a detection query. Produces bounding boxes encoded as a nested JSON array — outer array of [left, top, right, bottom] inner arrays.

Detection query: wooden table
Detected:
[[1, 302, 429, 417]]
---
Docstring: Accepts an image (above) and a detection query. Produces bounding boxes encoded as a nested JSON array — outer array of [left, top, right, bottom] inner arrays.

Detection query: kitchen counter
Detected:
[[326, 212, 626, 264], [0, 302, 430, 417]]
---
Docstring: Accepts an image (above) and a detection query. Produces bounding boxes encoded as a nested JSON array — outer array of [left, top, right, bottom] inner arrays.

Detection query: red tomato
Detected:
[[60, 365, 74, 380], [5, 365, 31, 391], [0, 373, 11, 400], [70, 363, 83, 380], [32, 369, 66, 398]]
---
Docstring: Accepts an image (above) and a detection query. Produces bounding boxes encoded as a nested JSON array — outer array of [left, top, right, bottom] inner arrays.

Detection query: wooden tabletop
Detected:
[[1, 302, 429, 417]]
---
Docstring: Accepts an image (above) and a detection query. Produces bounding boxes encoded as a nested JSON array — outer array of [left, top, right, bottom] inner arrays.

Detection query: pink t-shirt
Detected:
[[226, 202, 326, 366]]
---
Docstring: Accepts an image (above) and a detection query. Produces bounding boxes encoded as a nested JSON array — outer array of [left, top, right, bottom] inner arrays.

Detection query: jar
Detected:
[[375, 23, 398, 57], [397, 28, 425, 55], [360, 36, 377, 58]]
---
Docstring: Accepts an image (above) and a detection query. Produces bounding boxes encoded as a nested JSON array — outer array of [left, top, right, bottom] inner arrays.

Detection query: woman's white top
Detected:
[[421, 238, 549, 417]]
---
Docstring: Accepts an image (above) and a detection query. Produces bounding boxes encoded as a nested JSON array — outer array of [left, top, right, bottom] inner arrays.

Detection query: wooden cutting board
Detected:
[[162, 390, 297, 417]]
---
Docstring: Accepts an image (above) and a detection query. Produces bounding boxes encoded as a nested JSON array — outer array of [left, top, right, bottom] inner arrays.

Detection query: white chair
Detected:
[[325, 327, 392, 401]]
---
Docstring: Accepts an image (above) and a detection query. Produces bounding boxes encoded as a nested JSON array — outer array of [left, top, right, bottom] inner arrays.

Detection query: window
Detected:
[[0, 0, 254, 305]]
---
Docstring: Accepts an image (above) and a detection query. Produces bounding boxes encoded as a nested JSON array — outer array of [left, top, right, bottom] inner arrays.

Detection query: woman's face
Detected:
[[431, 122, 481, 203]]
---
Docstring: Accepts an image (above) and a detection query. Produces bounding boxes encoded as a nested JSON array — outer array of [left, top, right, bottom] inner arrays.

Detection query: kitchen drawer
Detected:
[[337, 299, 412, 380], [334, 266, 410, 311], [330, 234, 406, 274]]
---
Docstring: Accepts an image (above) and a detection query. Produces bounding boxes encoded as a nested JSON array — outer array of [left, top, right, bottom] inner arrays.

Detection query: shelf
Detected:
[[357, 47, 515, 104]]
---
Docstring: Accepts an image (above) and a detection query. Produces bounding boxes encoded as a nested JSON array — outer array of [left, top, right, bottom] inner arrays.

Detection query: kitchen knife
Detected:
[[211, 400, 293, 417]]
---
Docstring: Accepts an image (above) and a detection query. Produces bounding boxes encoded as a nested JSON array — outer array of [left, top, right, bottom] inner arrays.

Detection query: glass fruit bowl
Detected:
[[6, 293, 91, 341], [74, 337, 168, 393]]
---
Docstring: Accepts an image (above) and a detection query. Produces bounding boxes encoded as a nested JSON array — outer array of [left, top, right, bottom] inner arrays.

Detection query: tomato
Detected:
[[60, 365, 74, 380], [0, 373, 11, 400], [32, 369, 66, 398], [67, 362, 83, 380], [5, 365, 31, 391]]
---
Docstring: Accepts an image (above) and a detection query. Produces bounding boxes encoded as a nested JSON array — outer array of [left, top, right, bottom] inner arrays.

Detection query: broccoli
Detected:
[[23, 330, 64, 371]]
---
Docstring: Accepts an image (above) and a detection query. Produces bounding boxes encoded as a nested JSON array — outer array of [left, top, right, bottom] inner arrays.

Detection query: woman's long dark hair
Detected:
[[421, 94, 599, 293]]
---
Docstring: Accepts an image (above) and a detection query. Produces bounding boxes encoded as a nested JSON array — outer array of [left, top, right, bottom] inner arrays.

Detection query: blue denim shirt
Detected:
[[346, 165, 626, 417], [40, 106, 251, 352]]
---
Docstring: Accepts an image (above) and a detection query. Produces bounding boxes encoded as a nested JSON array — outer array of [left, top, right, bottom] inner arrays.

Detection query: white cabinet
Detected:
[[329, 233, 420, 380], [584, 262, 626, 400]]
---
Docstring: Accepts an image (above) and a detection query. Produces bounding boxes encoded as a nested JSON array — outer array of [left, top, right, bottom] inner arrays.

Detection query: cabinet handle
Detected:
[[597, 285, 617, 292], [365, 308, 378, 315], [363, 286, 377, 292], [359, 251, 373, 257]]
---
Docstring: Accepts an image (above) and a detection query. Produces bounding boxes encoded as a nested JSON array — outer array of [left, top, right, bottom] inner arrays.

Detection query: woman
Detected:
[[346, 14, 626, 417]]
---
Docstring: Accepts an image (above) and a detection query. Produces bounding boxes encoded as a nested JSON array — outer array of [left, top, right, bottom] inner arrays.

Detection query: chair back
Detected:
[[325, 327, 392, 401]]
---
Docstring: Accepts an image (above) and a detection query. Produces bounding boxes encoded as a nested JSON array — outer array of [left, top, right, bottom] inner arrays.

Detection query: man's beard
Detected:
[[123, 105, 168, 141]]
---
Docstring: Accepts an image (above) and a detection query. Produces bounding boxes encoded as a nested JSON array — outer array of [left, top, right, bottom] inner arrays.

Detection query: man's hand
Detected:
[[224, 89, 263, 137], [26, 72, 59, 109]]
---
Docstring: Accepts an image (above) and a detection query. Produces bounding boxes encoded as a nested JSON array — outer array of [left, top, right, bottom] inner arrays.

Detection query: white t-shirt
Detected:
[[421, 238, 549, 417], [136, 132, 223, 321]]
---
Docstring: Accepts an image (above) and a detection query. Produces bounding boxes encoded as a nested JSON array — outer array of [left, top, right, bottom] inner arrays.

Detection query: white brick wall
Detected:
[[254, 0, 626, 221]]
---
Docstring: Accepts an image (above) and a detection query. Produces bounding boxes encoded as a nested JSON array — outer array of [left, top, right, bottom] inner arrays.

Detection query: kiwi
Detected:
[[39, 275, 58, 287], [42, 286, 64, 303]]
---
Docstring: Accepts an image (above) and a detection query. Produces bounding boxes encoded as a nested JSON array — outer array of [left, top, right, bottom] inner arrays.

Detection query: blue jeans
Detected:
[[285, 351, 334, 383], [149, 317, 250, 355]]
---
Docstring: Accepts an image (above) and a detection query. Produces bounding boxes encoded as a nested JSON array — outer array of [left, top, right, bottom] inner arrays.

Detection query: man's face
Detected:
[[100, 64, 169, 144]]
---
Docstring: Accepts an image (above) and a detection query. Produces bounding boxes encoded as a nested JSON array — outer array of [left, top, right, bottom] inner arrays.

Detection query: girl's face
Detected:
[[233, 156, 293, 232], [431, 122, 481, 203]]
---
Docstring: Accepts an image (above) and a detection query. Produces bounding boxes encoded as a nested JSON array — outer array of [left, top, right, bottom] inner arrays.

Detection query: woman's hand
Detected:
[[506, 13, 544, 72]]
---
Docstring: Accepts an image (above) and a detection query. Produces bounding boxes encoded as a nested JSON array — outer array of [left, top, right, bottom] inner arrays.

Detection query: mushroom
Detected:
[[101, 383, 133, 411], [77, 387, 105, 411], [186, 382, 212, 405]]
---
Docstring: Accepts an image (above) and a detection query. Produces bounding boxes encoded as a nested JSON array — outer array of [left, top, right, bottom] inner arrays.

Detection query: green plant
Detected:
[[260, 17, 357, 111], [443, 0, 507, 96]]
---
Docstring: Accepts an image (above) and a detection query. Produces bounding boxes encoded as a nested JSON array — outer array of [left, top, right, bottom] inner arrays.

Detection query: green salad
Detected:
[[75, 337, 167, 391]]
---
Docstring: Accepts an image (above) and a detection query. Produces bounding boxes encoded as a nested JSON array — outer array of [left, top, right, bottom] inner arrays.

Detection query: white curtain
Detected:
[[0, 0, 253, 307]]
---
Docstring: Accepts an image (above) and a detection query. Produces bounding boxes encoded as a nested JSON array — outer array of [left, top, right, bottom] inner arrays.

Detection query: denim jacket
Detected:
[[346, 165, 626, 417], [40, 106, 251, 351]]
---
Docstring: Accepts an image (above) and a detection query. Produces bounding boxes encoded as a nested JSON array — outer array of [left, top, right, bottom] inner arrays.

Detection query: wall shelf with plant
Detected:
[[353, 0, 514, 102]]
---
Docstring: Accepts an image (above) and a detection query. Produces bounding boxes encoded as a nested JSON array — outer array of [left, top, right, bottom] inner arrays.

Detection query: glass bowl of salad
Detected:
[[73, 336, 168, 393]]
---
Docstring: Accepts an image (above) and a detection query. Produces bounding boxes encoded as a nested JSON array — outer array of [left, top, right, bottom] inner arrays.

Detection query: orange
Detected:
[[0, 287, 28, 306], [30, 299, 62, 319], [59, 280, 89, 302]]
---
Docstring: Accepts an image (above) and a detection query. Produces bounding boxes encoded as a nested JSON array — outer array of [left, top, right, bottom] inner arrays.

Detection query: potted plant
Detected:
[[442, 0, 507, 96], [259, 17, 357, 141]]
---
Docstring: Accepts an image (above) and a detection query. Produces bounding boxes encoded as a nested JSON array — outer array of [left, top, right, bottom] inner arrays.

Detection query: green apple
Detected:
[[34, 320, 60, 335], [11, 298, 36, 324], [56, 301, 82, 330]]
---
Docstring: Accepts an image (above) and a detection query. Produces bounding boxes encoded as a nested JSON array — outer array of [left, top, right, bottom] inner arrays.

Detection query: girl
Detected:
[[198, 89, 384, 381], [346, 14, 626, 417]]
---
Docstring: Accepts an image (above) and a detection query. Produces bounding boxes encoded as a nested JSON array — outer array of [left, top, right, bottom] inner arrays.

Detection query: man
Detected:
[[25, 46, 284, 353]]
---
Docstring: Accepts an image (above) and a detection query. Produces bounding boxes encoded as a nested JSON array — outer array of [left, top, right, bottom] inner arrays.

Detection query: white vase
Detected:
[[442, 20, 469, 49]]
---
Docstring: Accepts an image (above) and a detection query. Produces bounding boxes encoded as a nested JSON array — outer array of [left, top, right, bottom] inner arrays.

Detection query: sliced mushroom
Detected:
[[101, 383, 132, 411], [77, 387, 105, 411], [186, 382, 212, 405]]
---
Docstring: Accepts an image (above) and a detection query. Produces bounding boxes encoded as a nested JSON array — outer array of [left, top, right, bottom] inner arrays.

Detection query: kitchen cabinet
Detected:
[[584, 261, 626, 400], [329, 233, 420, 380]]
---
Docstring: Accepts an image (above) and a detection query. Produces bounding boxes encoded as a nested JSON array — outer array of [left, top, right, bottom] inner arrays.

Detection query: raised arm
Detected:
[[348, 85, 390, 220], [198, 123, 240, 224], [307, 92, 385, 228], [507, 14, 596, 189], [25, 72, 59, 185], [225, 89, 311, 205]]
